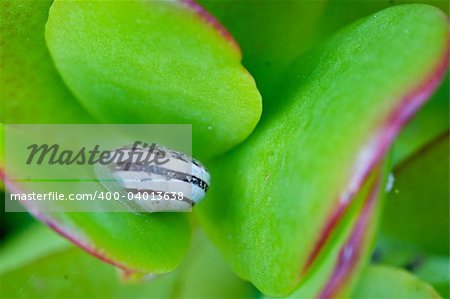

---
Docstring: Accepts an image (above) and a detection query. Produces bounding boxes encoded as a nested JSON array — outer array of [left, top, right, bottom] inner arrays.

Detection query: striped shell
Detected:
[[95, 143, 210, 212]]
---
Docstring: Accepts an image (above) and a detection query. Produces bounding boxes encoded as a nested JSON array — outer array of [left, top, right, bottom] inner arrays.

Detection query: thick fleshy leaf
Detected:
[[197, 5, 448, 296], [0, 0, 94, 194], [0, 0, 93, 124], [169, 231, 256, 299], [200, 1, 389, 105], [313, 0, 448, 48], [414, 256, 450, 299], [199, 0, 447, 106], [395, 0, 449, 13], [45, 0, 262, 159], [392, 72, 449, 165], [351, 265, 441, 299], [0, 224, 71, 275], [0, 2, 192, 275], [0, 225, 253, 298], [377, 133, 449, 263], [4, 163, 191, 277], [281, 165, 386, 299]]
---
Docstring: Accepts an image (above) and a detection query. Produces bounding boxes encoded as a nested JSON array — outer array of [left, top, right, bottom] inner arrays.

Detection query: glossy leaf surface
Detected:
[[0, 0, 93, 124], [197, 5, 448, 295], [0, 225, 253, 298], [351, 265, 441, 299], [45, 0, 262, 159], [1, 1, 192, 276], [392, 74, 449, 165]]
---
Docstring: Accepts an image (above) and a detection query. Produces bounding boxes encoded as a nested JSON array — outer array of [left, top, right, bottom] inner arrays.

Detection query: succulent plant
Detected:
[[0, 0, 448, 298]]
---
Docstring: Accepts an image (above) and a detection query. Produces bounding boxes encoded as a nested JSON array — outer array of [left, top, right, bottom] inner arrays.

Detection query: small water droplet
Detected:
[[385, 173, 395, 192]]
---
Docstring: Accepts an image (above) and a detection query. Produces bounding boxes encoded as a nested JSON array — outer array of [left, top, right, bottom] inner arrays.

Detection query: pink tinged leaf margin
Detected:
[[302, 36, 449, 285]]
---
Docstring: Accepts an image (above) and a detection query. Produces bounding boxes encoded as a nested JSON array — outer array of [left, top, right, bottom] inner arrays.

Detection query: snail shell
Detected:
[[95, 143, 210, 212]]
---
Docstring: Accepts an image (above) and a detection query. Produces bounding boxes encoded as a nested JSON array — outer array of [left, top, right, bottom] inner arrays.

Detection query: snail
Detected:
[[94, 142, 210, 212]]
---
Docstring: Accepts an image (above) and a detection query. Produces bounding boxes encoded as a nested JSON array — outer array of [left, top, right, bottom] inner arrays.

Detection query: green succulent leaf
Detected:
[[0, 0, 94, 184], [45, 0, 262, 159], [197, 4, 448, 296], [281, 164, 386, 299], [0, 224, 253, 299], [1, 2, 193, 276], [350, 265, 441, 299], [394, 0, 449, 13], [199, 0, 447, 108], [0, 0, 93, 124], [414, 256, 450, 299], [4, 152, 191, 278], [313, 0, 448, 46], [392, 73, 449, 165]]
